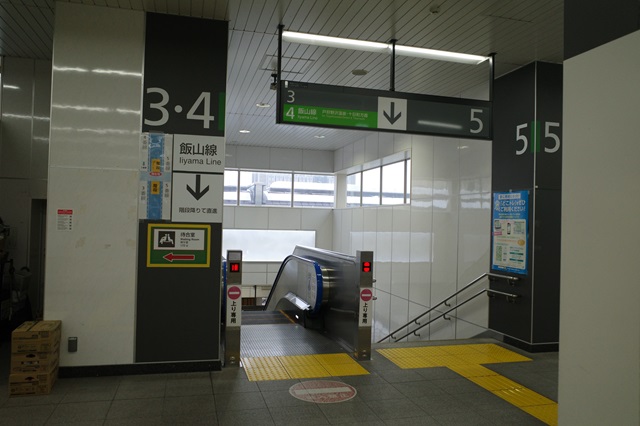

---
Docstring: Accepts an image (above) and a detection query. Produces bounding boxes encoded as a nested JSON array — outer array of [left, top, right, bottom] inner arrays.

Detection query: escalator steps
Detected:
[[242, 310, 294, 325]]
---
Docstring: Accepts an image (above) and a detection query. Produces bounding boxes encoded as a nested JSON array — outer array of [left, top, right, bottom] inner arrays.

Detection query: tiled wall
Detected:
[[333, 132, 491, 343]]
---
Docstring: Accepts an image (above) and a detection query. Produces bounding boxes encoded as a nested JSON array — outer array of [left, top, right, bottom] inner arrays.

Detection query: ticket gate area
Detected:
[[222, 247, 374, 366]]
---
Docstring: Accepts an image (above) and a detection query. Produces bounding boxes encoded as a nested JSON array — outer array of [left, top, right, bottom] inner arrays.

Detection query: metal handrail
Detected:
[[376, 272, 518, 343]]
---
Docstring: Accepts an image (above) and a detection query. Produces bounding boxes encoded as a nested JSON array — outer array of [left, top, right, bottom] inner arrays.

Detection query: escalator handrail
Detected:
[[264, 254, 325, 313]]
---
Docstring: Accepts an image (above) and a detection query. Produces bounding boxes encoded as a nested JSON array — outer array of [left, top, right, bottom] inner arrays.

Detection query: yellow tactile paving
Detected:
[[522, 404, 558, 426], [492, 387, 556, 407], [244, 366, 291, 381], [241, 356, 282, 369], [242, 353, 370, 382], [323, 363, 369, 376], [453, 353, 503, 365], [389, 356, 440, 369], [278, 355, 320, 367], [376, 343, 557, 426], [467, 375, 524, 391], [285, 364, 331, 379], [313, 353, 354, 365], [439, 344, 485, 355]]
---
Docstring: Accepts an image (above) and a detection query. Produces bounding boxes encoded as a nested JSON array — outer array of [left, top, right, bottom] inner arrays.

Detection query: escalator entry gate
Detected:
[[224, 250, 242, 367]]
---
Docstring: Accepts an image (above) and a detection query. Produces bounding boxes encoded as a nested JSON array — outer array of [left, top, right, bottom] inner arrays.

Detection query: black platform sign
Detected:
[[278, 81, 492, 140], [142, 13, 227, 137]]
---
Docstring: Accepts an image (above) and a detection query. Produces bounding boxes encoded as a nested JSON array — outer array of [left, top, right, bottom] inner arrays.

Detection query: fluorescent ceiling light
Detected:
[[283, 31, 388, 53], [239, 129, 250, 134], [282, 30, 489, 65], [395, 45, 487, 65]]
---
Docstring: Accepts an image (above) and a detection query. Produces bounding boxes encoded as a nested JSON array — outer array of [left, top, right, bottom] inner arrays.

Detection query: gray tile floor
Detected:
[[0, 327, 558, 425]]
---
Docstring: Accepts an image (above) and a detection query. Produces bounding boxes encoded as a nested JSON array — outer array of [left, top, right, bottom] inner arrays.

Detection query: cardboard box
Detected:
[[11, 320, 61, 353], [9, 365, 58, 397], [10, 346, 60, 373]]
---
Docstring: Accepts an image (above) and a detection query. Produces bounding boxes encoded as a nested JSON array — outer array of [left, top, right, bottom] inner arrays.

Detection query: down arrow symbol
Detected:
[[187, 174, 209, 200], [383, 102, 402, 124]]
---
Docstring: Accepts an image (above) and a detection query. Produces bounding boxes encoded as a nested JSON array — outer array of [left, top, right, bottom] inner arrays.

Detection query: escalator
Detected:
[[224, 246, 374, 363]]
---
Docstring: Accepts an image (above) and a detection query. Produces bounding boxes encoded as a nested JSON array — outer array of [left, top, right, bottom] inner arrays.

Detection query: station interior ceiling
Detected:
[[0, 0, 563, 151]]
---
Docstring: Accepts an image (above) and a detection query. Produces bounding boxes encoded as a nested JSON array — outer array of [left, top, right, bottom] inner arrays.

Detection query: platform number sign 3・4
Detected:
[[145, 89, 217, 130], [142, 13, 227, 138]]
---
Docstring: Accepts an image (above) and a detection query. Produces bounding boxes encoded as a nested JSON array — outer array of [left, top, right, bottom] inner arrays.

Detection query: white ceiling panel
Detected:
[[1, 0, 563, 151]]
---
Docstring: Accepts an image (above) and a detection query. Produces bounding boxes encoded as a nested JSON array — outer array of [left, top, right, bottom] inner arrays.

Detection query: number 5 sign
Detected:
[[142, 13, 227, 137]]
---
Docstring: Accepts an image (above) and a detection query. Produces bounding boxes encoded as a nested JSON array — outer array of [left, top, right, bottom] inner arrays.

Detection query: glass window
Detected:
[[223, 170, 238, 205], [346, 173, 361, 207], [362, 167, 381, 206], [381, 161, 406, 205], [293, 174, 335, 208], [239, 170, 292, 206]]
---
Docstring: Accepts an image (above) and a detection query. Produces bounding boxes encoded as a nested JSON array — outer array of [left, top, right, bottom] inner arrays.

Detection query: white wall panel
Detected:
[[32, 60, 52, 181], [364, 133, 379, 163], [342, 143, 354, 169], [235, 145, 270, 169], [389, 295, 409, 343], [302, 149, 333, 172], [223, 206, 235, 228], [270, 147, 302, 171], [333, 147, 344, 172], [225, 144, 238, 168], [44, 3, 145, 366], [372, 289, 390, 343], [234, 207, 269, 229], [268, 207, 301, 229], [378, 132, 394, 158], [559, 30, 640, 426], [45, 167, 139, 366], [49, 6, 144, 171], [393, 133, 412, 153], [353, 138, 365, 165]]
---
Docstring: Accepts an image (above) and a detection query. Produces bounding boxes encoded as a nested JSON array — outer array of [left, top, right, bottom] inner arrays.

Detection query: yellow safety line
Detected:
[[376, 344, 557, 426]]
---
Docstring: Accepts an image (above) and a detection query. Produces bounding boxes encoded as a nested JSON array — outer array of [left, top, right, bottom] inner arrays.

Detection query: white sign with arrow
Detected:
[[377, 97, 407, 131], [171, 171, 223, 223]]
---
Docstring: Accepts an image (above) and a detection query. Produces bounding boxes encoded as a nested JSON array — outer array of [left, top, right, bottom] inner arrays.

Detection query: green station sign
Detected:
[[147, 223, 211, 268], [278, 80, 492, 140]]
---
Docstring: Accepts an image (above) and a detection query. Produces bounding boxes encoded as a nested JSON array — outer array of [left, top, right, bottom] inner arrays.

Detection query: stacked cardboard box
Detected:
[[9, 320, 61, 396]]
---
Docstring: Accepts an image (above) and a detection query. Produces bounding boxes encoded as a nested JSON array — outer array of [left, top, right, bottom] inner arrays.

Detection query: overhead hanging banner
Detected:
[[491, 190, 529, 275], [277, 80, 492, 140]]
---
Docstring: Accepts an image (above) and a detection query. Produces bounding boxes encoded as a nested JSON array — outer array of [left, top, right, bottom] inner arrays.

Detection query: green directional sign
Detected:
[[147, 223, 210, 268], [282, 104, 377, 128], [278, 80, 492, 140]]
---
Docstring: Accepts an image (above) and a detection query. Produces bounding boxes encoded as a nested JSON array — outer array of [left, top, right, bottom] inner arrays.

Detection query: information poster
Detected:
[[139, 133, 172, 220], [491, 190, 529, 274]]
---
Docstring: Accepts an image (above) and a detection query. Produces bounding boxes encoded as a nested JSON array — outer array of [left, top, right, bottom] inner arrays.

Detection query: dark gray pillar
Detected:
[[490, 62, 562, 352]]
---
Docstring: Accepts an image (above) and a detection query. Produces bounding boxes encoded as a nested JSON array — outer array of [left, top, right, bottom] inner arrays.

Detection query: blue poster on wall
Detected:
[[491, 190, 529, 275]]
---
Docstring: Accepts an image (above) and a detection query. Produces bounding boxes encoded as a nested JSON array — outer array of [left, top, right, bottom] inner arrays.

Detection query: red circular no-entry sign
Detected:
[[360, 288, 373, 302], [289, 380, 357, 403], [227, 286, 242, 300]]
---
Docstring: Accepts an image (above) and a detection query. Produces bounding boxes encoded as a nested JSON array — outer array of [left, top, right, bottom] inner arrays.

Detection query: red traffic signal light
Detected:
[[230, 262, 240, 273], [362, 261, 372, 273]]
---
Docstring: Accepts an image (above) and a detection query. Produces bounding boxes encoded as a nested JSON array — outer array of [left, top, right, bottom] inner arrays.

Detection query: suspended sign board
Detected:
[[277, 81, 492, 140]]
